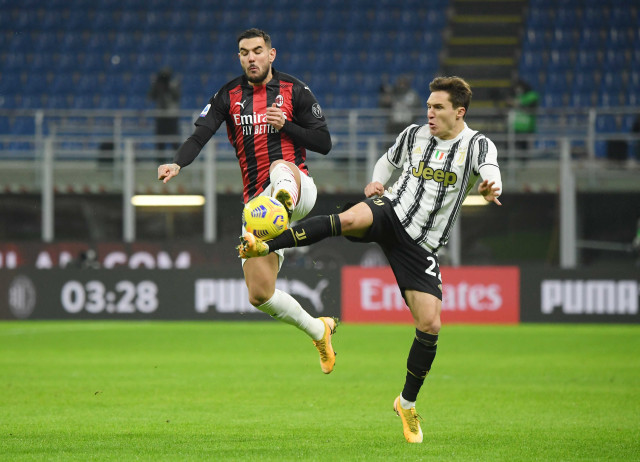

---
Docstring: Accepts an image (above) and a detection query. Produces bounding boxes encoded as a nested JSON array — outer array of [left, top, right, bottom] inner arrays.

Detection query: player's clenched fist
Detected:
[[364, 181, 385, 198], [158, 163, 181, 184]]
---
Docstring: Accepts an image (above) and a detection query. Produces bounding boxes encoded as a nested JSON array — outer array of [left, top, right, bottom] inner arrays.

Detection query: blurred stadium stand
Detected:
[[0, 0, 636, 154], [0, 0, 638, 177], [0, 0, 638, 267], [0, 0, 447, 112]]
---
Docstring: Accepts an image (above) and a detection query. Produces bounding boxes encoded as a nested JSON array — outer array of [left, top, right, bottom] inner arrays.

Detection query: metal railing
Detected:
[[1, 106, 639, 268]]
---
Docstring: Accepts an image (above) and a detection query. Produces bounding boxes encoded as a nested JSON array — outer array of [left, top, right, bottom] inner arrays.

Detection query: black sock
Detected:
[[402, 330, 438, 402], [266, 214, 341, 252]]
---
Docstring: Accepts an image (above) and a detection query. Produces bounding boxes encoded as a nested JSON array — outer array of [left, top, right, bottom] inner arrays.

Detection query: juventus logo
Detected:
[[373, 198, 384, 206]]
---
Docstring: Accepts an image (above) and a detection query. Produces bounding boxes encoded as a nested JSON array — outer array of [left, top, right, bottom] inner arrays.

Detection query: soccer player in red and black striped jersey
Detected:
[[158, 28, 338, 374]]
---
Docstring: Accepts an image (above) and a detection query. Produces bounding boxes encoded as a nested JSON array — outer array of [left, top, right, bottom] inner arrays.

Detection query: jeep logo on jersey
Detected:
[[412, 162, 457, 186], [312, 103, 323, 118], [275, 95, 284, 107]]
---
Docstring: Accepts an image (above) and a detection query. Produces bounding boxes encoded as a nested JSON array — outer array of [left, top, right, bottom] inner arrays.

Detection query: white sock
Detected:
[[270, 163, 299, 207], [256, 289, 325, 340], [400, 395, 416, 410]]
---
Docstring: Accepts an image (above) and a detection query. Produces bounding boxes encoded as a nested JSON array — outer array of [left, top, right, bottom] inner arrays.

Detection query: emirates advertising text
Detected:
[[341, 266, 520, 324]]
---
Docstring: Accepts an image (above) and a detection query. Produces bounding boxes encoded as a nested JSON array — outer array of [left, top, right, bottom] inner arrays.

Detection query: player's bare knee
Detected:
[[416, 317, 441, 335], [339, 210, 357, 231], [269, 159, 293, 173], [247, 287, 274, 307]]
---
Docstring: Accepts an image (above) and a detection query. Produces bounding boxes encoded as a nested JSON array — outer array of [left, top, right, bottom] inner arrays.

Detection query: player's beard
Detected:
[[245, 65, 270, 84]]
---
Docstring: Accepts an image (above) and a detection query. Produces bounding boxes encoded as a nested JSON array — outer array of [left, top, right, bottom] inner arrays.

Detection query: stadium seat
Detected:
[[602, 50, 628, 71], [545, 73, 569, 93], [575, 49, 601, 72], [549, 28, 578, 52], [527, 7, 553, 31], [583, 7, 610, 29], [0, 95, 18, 109], [568, 91, 594, 108], [522, 29, 549, 52], [46, 94, 71, 109], [574, 73, 599, 93], [546, 50, 574, 73]]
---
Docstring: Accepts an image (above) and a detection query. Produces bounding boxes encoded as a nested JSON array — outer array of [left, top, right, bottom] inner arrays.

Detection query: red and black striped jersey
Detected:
[[196, 69, 329, 202]]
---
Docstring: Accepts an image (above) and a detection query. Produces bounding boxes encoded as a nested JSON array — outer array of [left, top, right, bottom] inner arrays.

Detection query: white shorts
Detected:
[[241, 170, 317, 270]]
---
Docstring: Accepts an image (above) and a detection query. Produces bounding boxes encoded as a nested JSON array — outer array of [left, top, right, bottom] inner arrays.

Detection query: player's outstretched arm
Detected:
[[478, 179, 502, 206], [158, 163, 181, 184]]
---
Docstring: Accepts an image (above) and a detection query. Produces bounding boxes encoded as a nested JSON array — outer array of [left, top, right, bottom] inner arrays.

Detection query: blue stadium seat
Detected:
[[554, 8, 578, 28], [46, 95, 71, 109], [0, 95, 18, 109], [573, 73, 598, 93], [600, 71, 625, 92], [602, 50, 628, 70], [583, 7, 610, 28], [520, 50, 546, 72], [546, 50, 573, 73], [119, 11, 141, 31], [65, 11, 88, 30], [527, 7, 553, 31], [606, 27, 633, 50], [577, 27, 605, 51], [97, 94, 121, 109], [71, 94, 95, 109], [545, 73, 569, 93], [2, 52, 27, 72], [0, 117, 11, 134], [167, 11, 190, 31], [549, 27, 578, 51], [596, 114, 617, 133], [568, 90, 594, 108], [574, 49, 601, 72], [541, 90, 566, 108], [597, 91, 624, 107], [0, 72, 22, 94], [610, 7, 637, 28], [24, 74, 49, 95], [522, 29, 549, 52]]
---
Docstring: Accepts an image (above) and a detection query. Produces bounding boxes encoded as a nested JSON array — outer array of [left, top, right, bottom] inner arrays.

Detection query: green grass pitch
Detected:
[[1, 321, 639, 461]]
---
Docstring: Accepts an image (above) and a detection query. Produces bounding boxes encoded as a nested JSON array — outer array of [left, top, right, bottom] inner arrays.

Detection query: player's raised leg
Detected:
[[269, 160, 300, 218]]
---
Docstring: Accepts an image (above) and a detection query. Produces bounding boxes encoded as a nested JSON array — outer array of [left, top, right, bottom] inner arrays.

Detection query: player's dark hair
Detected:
[[429, 76, 472, 114], [237, 28, 272, 48]]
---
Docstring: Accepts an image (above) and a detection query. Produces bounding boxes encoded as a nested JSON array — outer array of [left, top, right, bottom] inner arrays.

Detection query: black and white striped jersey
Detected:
[[383, 122, 499, 253]]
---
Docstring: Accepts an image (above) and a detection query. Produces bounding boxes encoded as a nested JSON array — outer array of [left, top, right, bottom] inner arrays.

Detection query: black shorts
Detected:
[[346, 196, 443, 301]]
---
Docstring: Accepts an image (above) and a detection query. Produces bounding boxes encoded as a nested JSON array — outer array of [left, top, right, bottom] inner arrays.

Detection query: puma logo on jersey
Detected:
[[412, 162, 457, 187], [235, 100, 247, 110]]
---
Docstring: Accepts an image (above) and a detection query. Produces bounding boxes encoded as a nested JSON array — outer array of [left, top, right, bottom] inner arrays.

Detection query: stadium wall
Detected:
[[1, 260, 637, 324]]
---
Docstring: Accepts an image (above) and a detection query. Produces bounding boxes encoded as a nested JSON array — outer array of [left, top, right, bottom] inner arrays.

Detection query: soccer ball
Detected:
[[242, 196, 289, 240]]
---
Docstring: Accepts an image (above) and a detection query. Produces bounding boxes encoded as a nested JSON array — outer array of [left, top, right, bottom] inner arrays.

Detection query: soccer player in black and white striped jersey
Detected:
[[239, 76, 502, 443]]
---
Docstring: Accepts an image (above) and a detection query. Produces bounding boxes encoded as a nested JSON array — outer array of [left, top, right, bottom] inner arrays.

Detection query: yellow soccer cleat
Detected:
[[393, 396, 423, 443], [275, 189, 294, 220], [313, 317, 339, 374], [237, 232, 269, 258]]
